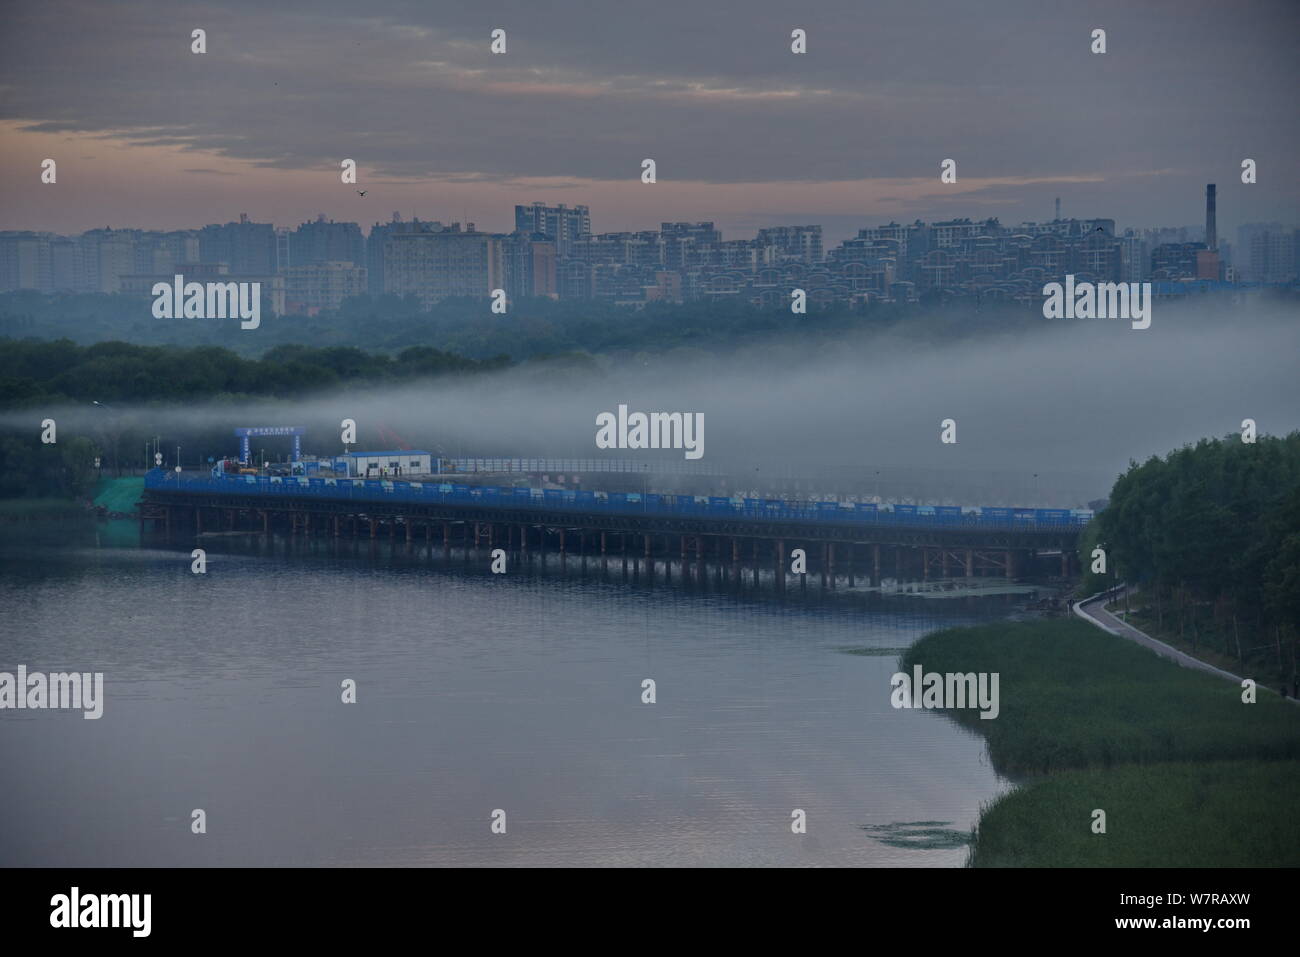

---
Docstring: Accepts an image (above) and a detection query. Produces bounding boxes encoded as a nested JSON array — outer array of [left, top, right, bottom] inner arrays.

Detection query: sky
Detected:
[[1, 0, 1297, 243]]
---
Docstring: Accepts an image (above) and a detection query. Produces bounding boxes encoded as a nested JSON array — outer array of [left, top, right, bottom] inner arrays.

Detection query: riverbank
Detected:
[[902, 619, 1300, 866]]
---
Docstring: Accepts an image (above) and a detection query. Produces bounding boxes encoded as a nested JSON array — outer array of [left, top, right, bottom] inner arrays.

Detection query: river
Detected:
[[0, 520, 1020, 867]]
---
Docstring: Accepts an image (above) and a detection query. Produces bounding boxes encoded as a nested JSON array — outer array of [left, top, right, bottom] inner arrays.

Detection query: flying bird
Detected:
[[357, 190, 367, 196]]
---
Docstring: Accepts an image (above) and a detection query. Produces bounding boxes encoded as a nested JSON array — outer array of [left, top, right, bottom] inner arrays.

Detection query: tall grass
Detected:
[[901, 620, 1300, 777], [969, 759, 1300, 867], [903, 620, 1300, 866]]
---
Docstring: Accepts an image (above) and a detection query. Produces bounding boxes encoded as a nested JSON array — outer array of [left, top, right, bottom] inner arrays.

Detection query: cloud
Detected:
[[0, 0, 1296, 233]]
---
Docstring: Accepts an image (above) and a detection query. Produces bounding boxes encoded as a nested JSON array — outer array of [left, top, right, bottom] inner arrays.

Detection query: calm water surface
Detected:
[[0, 521, 1019, 867]]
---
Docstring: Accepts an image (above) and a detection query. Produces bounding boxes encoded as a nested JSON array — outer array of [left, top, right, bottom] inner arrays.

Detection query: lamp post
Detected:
[[90, 400, 121, 476]]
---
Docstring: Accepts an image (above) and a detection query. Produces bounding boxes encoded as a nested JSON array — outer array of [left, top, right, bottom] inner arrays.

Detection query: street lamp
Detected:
[[90, 400, 120, 476]]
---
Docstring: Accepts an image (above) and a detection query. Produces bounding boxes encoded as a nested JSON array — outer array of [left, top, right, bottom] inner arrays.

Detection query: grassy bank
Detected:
[[972, 758, 1300, 867], [902, 620, 1300, 866]]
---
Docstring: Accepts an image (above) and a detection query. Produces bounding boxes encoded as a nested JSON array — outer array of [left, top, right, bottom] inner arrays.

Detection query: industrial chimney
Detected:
[[1205, 184, 1217, 251]]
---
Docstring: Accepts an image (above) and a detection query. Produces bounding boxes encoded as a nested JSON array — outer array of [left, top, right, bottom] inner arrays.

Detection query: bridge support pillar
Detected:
[[965, 549, 973, 578], [873, 544, 881, 586], [847, 545, 854, 587], [1061, 550, 1070, 577], [369, 518, 377, 539], [1005, 550, 1014, 579], [942, 549, 949, 578], [600, 532, 606, 555], [828, 543, 835, 589]]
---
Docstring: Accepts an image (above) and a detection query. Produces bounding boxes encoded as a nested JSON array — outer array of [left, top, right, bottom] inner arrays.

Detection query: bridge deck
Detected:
[[142, 470, 1084, 549]]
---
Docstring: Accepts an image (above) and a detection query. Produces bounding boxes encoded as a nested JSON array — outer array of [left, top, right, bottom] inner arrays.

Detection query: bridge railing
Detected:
[[444, 457, 725, 476], [145, 470, 1090, 530]]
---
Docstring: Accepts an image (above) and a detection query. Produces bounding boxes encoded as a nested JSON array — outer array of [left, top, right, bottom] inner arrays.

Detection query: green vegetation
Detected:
[[972, 759, 1300, 867], [902, 620, 1300, 866], [0, 432, 104, 501], [0, 338, 510, 408], [0, 290, 1035, 361], [1079, 432, 1300, 687], [902, 620, 1299, 775]]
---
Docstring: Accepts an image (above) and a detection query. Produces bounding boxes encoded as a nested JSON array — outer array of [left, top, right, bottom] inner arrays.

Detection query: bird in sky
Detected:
[[357, 190, 367, 196]]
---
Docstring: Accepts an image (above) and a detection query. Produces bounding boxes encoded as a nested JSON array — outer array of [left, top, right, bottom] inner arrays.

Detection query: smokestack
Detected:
[[239, 212, 248, 224], [1205, 184, 1217, 251], [1054, 197, 1061, 221]]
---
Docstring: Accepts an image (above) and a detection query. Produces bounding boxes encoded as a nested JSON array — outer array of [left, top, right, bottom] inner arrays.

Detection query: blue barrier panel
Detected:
[[147, 470, 1087, 533]]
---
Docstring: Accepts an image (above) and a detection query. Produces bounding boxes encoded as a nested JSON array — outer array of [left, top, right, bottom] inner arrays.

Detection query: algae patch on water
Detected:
[[861, 821, 972, 849]]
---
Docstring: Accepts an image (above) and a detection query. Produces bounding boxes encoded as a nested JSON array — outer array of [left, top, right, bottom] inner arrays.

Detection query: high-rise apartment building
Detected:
[[284, 261, 367, 314], [383, 224, 501, 307], [514, 203, 590, 257], [288, 216, 364, 269], [198, 214, 277, 275]]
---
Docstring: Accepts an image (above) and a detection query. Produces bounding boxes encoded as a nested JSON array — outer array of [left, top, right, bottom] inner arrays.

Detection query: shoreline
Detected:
[[902, 618, 1300, 866]]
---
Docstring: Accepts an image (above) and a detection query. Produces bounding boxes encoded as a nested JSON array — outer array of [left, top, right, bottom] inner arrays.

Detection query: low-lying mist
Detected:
[[9, 296, 1298, 507]]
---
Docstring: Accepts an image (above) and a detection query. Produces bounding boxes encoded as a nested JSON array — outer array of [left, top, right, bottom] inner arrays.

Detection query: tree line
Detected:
[[1081, 432, 1300, 680], [0, 338, 511, 407], [0, 290, 1036, 361]]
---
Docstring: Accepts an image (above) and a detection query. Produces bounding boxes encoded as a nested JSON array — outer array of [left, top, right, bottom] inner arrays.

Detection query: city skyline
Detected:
[[2, 0, 1298, 241], [6, 197, 1297, 314]]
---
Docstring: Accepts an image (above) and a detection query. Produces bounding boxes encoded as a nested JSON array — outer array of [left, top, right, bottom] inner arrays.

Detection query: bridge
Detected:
[[140, 469, 1086, 586]]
